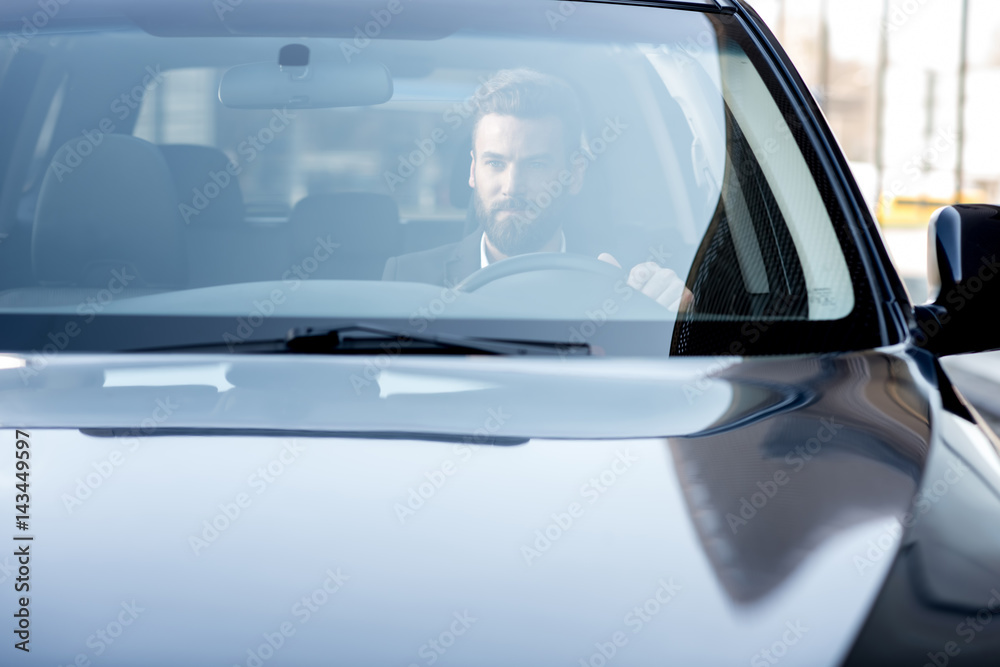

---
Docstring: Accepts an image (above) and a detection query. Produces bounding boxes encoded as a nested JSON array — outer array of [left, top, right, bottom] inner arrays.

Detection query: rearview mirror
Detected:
[[913, 205, 1000, 355], [219, 56, 393, 109]]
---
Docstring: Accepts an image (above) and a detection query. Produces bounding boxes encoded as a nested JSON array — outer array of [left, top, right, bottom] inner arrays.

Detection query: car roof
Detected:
[[0, 0, 744, 42], [0, 0, 740, 28]]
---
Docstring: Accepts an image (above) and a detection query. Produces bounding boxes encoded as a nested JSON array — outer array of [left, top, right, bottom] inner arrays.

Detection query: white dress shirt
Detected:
[[480, 230, 567, 268]]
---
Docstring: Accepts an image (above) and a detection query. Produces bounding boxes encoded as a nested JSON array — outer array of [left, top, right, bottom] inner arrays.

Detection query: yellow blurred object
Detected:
[[877, 190, 987, 227]]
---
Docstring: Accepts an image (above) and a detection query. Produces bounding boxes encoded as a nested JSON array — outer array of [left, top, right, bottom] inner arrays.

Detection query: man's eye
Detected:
[[529, 161, 547, 169], [487, 160, 504, 169]]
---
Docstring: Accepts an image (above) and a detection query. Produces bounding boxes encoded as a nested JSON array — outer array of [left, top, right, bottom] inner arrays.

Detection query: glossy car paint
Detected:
[[1, 1, 999, 666], [0, 345, 976, 666], [844, 387, 1000, 666]]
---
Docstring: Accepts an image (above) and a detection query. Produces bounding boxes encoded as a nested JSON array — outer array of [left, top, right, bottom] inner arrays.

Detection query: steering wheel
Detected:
[[455, 252, 625, 292]]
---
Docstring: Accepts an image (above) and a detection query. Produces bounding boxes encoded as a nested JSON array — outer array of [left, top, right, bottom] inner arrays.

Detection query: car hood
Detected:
[[0, 350, 932, 666]]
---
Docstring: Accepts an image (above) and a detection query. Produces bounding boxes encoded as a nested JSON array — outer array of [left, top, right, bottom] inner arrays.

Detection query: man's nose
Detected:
[[501, 163, 527, 196]]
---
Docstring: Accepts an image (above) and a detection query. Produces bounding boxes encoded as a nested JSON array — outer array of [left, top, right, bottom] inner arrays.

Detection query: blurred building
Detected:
[[754, 0, 999, 228]]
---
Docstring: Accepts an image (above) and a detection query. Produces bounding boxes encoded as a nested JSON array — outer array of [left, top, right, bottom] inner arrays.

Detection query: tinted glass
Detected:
[[0, 0, 881, 355]]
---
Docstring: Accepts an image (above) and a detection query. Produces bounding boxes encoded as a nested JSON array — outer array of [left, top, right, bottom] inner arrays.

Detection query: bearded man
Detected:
[[382, 68, 691, 312]]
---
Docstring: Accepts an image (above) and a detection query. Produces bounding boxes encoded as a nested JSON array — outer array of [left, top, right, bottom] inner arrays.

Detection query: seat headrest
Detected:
[[33, 134, 187, 287], [160, 144, 246, 227], [289, 192, 400, 256]]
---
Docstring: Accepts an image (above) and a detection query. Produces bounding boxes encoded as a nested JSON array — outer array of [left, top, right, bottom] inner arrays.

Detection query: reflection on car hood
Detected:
[[2, 353, 743, 438], [0, 350, 932, 666]]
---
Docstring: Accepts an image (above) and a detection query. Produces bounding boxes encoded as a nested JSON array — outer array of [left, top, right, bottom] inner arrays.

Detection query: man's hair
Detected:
[[471, 68, 585, 157]]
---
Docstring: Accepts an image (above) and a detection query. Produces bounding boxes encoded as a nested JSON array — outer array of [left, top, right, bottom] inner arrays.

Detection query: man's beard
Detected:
[[475, 191, 566, 258]]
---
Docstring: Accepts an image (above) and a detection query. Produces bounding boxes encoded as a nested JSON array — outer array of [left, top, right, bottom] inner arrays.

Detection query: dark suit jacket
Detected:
[[382, 232, 483, 287]]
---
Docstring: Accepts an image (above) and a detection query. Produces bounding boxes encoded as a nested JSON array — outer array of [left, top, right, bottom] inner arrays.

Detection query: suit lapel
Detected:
[[444, 232, 482, 287]]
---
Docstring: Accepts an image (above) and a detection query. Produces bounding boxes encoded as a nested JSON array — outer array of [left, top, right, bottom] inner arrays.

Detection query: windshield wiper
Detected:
[[133, 324, 592, 357]]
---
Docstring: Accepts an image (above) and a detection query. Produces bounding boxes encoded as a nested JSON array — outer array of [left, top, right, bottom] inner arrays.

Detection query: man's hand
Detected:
[[599, 253, 694, 312]]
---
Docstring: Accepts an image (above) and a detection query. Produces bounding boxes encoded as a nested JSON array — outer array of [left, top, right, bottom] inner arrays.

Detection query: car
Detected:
[[1, 0, 1000, 665]]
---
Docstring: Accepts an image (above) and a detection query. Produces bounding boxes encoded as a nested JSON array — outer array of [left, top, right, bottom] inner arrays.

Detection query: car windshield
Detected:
[[0, 0, 883, 356]]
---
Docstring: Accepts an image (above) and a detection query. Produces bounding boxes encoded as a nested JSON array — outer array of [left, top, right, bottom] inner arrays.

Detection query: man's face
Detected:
[[470, 113, 582, 257]]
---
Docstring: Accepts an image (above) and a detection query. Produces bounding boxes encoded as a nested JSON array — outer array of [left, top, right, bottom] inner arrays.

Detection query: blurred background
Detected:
[[753, 0, 998, 304], [751, 0, 1000, 424]]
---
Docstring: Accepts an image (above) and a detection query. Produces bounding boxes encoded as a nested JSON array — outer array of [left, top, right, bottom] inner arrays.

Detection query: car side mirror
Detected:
[[913, 205, 1000, 356]]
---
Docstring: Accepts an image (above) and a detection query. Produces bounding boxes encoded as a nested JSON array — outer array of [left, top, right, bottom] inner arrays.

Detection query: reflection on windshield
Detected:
[[0, 0, 864, 356]]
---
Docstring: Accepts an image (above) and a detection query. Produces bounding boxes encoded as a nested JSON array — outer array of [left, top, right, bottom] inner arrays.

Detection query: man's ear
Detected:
[[468, 149, 476, 189]]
